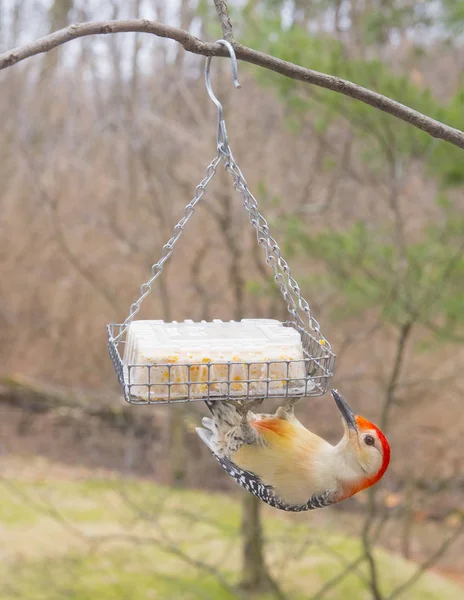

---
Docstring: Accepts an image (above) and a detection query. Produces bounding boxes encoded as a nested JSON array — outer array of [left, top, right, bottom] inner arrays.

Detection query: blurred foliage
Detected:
[[442, 0, 464, 32], [282, 198, 463, 340], [241, 13, 464, 186], [235, 1, 464, 353]]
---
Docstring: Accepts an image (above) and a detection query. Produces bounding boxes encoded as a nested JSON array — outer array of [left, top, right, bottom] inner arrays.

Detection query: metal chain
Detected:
[[113, 124, 327, 347], [218, 141, 326, 342], [113, 154, 222, 343]]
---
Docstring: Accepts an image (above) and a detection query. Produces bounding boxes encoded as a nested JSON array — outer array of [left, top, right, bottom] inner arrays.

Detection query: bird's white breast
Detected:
[[234, 425, 339, 505]]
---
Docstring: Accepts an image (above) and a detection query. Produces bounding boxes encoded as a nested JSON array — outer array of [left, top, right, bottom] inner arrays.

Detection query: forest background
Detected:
[[0, 1, 463, 599]]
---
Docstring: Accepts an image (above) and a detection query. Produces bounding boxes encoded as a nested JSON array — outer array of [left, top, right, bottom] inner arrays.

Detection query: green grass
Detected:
[[0, 470, 462, 600]]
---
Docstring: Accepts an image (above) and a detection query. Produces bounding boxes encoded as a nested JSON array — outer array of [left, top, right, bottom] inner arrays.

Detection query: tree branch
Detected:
[[213, 0, 234, 42], [1, 19, 464, 149], [387, 520, 464, 600]]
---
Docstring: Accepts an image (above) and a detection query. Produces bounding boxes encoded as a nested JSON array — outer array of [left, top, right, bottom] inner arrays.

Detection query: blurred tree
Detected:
[[241, 492, 274, 593], [0, 1, 463, 597], [41, 0, 74, 78], [286, 211, 463, 343]]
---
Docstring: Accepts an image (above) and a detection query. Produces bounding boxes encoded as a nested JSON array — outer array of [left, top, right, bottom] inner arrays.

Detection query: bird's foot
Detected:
[[275, 396, 300, 419], [238, 397, 264, 418]]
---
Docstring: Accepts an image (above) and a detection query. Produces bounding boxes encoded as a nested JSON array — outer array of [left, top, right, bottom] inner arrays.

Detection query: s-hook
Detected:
[[205, 40, 241, 150]]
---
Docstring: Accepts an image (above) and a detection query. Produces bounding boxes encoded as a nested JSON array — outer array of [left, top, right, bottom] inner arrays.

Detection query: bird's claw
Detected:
[[276, 396, 300, 419], [238, 398, 264, 419]]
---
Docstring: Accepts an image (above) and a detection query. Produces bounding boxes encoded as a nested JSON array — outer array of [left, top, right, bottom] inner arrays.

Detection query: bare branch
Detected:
[[0, 19, 463, 149], [17, 141, 121, 313], [310, 556, 365, 600], [380, 321, 413, 430], [213, 0, 234, 42], [387, 521, 464, 600]]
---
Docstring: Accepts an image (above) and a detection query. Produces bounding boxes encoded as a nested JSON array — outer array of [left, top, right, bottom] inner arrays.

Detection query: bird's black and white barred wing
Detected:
[[214, 455, 335, 512]]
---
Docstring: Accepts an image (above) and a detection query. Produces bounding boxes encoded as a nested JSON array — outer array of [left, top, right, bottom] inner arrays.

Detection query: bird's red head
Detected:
[[331, 390, 391, 497], [354, 415, 391, 490]]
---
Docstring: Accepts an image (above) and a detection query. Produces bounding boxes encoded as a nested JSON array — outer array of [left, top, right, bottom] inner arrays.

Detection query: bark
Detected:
[[240, 493, 272, 592], [168, 406, 187, 487]]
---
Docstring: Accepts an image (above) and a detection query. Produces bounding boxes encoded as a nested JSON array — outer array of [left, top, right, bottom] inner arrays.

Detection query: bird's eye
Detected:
[[364, 435, 375, 446]]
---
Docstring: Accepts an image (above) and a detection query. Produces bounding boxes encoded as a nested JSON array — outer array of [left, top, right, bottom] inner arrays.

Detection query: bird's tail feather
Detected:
[[197, 401, 246, 458], [195, 427, 214, 451]]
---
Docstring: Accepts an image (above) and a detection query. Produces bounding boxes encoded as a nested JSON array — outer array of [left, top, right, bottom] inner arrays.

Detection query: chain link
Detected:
[[218, 141, 328, 344], [112, 131, 329, 350], [113, 155, 221, 343]]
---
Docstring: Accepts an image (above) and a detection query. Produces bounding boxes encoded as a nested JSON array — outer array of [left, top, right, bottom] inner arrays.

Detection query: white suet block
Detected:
[[123, 319, 312, 401]]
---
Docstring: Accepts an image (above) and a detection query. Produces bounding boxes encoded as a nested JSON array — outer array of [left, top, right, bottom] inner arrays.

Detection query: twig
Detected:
[[0, 477, 89, 544], [1, 476, 245, 600], [387, 521, 464, 600], [16, 140, 121, 313], [359, 319, 414, 600], [310, 555, 365, 600], [213, 0, 234, 41], [94, 532, 246, 599], [362, 530, 384, 600], [380, 321, 413, 430], [0, 20, 463, 149]]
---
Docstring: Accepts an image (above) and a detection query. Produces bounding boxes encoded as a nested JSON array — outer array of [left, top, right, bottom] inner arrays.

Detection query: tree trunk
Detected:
[[168, 406, 187, 487], [240, 493, 274, 592], [41, 0, 74, 77], [174, 0, 195, 71]]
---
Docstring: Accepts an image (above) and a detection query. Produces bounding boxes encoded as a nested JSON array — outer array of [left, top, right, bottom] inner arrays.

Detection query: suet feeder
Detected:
[[107, 40, 336, 405]]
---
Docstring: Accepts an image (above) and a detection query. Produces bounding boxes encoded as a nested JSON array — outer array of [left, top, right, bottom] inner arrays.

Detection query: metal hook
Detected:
[[205, 39, 241, 148]]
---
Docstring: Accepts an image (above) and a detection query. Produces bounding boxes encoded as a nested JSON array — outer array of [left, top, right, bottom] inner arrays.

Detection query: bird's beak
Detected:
[[331, 389, 357, 431]]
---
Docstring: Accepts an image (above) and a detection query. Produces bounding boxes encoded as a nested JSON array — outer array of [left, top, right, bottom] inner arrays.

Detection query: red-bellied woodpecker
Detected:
[[196, 390, 391, 512]]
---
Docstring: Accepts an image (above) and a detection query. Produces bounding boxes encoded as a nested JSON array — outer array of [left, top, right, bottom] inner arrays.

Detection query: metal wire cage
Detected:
[[107, 40, 336, 405], [107, 321, 335, 405]]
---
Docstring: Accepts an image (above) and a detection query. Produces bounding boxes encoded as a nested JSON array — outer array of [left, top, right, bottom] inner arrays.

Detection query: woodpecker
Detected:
[[196, 390, 390, 512]]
